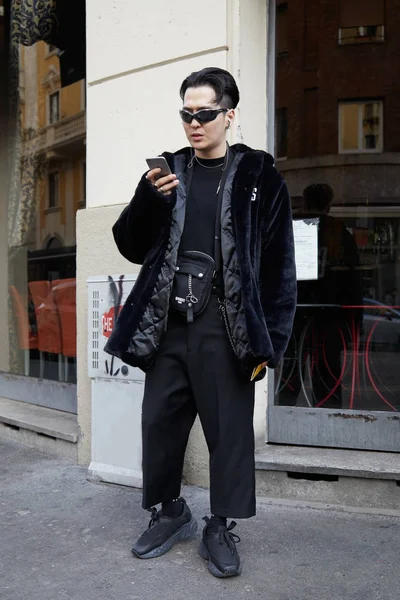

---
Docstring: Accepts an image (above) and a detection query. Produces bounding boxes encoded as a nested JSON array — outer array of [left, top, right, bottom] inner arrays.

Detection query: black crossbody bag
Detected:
[[170, 154, 233, 323], [170, 153, 267, 382]]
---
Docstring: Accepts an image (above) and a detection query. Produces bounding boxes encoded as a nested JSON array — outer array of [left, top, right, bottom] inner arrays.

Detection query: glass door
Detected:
[[268, 0, 400, 451]]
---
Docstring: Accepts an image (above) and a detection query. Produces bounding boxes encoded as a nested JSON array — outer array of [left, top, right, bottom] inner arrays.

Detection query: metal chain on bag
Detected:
[[186, 274, 199, 306]]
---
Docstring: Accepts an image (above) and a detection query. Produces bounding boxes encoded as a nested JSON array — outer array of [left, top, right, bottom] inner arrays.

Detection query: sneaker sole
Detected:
[[131, 518, 198, 559], [198, 541, 242, 578]]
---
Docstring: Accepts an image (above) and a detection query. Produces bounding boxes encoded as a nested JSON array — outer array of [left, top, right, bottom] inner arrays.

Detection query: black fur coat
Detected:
[[105, 144, 297, 374]]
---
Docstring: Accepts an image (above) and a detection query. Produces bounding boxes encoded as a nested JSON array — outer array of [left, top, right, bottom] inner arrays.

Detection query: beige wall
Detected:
[[21, 42, 85, 252], [38, 161, 81, 249], [21, 45, 38, 131], [78, 0, 269, 471], [36, 42, 83, 128]]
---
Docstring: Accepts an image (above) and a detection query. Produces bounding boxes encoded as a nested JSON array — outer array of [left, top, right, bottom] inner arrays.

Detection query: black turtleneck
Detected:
[[179, 156, 225, 258]]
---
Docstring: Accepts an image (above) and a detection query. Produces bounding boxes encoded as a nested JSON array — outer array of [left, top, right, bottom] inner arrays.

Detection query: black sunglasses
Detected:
[[179, 108, 229, 124]]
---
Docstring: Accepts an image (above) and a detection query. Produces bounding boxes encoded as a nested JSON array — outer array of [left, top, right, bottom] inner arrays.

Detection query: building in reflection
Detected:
[[275, 0, 400, 306], [20, 42, 86, 282], [3, 39, 85, 384], [272, 0, 400, 424]]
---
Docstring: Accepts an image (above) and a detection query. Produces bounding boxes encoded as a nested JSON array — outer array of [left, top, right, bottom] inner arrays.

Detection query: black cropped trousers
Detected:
[[141, 296, 256, 519]]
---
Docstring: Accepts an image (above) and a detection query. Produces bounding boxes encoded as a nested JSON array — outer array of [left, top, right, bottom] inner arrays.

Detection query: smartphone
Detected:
[[146, 157, 172, 178]]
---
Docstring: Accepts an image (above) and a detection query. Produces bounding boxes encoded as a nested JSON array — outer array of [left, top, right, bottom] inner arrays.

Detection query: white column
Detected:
[[185, 0, 269, 485], [80, 0, 230, 474], [80, 0, 270, 482]]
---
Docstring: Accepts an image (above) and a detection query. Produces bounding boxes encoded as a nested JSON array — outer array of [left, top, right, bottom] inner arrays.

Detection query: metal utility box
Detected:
[[87, 274, 143, 488], [87, 274, 144, 383]]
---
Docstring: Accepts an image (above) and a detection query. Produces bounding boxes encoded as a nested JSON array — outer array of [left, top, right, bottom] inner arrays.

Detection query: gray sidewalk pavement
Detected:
[[1, 437, 400, 600]]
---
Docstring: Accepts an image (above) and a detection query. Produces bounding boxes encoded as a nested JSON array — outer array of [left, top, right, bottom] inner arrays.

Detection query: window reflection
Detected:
[[340, 103, 360, 152], [274, 0, 400, 413], [339, 25, 385, 45], [3, 35, 85, 383], [339, 102, 382, 153]]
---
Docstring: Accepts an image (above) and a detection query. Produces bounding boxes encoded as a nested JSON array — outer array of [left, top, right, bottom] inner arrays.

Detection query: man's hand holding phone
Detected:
[[146, 157, 179, 196]]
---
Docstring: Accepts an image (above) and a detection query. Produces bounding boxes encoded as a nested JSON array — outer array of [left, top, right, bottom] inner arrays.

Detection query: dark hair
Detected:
[[180, 67, 240, 109], [303, 183, 334, 213]]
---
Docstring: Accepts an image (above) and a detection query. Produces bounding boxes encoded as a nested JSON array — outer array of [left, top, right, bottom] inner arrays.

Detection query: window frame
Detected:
[[276, 2, 289, 57], [275, 107, 288, 160], [338, 24, 385, 45], [80, 78, 87, 111], [338, 100, 383, 154], [48, 171, 60, 209], [48, 90, 60, 125], [80, 161, 86, 208]]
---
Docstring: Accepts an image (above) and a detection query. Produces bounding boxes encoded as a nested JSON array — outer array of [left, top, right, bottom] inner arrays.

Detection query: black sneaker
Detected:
[[131, 498, 197, 559], [199, 517, 241, 577]]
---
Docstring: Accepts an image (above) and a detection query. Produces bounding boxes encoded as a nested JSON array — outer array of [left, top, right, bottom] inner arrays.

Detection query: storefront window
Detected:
[[1, 3, 85, 396], [274, 1, 400, 420]]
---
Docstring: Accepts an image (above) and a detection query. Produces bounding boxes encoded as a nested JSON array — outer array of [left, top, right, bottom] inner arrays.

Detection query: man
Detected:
[[105, 67, 296, 578]]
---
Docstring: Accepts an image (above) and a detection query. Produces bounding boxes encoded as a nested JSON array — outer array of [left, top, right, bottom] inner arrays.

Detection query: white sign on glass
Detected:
[[293, 218, 319, 281]]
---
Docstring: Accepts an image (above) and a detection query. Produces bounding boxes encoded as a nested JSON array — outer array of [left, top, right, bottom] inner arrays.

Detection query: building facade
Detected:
[[0, 0, 399, 495]]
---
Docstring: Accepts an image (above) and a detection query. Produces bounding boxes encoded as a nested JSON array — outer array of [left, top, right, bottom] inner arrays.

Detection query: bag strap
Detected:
[[184, 149, 234, 289], [213, 151, 234, 284], [185, 156, 194, 197]]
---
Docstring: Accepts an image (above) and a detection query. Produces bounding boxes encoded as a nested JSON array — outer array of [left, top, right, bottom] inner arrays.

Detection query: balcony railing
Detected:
[[38, 111, 86, 152]]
